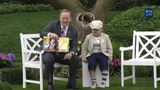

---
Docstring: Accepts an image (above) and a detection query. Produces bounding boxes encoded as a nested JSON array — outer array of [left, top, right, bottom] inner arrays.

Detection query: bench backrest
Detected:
[[20, 33, 42, 63], [132, 31, 160, 59], [20, 33, 42, 50]]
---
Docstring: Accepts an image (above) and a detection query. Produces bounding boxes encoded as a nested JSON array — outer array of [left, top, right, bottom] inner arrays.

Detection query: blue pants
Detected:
[[87, 53, 109, 71]]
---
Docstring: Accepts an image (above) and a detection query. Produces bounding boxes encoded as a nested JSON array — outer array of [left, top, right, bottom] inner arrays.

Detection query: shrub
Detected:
[[79, 0, 96, 8], [105, 5, 160, 57], [105, 6, 160, 76], [110, 58, 121, 76], [111, 0, 160, 11], [111, 0, 144, 11], [0, 0, 48, 4], [0, 63, 22, 84], [0, 82, 12, 90], [0, 3, 52, 14], [0, 53, 16, 68], [79, 0, 160, 11]]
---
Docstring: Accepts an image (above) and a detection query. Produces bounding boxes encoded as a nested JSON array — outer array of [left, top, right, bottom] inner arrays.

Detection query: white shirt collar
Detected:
[[61, 25, 69, 36], [61, 25, 69, 30]]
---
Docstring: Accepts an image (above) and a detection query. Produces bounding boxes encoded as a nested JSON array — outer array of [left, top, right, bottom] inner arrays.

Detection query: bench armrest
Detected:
[[120, 46, 133, 61], [119, 46, 133, 51]]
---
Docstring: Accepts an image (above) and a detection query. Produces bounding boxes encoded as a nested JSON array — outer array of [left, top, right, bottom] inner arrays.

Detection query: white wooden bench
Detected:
[[120, 31, 160, 88], [20, 33, 68, 90]]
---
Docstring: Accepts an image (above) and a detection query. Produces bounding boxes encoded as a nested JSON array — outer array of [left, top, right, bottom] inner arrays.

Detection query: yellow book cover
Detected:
[[43, 37, 69, 52], [43, 37, 57, 52], [57, 37, 69, 52]]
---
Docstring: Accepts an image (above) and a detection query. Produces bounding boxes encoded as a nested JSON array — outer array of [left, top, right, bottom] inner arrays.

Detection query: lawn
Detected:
[[12, 77, 160, 90], [0, 10, 59, 63], [1, 10, 159, 90], [0, 10, 119, 63]]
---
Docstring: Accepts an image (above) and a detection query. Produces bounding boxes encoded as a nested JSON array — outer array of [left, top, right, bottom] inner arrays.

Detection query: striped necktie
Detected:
[[61, 26, 66, 37]]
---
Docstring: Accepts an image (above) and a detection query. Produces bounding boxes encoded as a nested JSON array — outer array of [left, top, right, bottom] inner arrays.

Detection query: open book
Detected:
[[43, 37, 69, 52]]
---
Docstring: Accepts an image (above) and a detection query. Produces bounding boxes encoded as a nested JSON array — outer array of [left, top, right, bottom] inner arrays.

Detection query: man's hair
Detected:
[[60, 9, 71, 15]]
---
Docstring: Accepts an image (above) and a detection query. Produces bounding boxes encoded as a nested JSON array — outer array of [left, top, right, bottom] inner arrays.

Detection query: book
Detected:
[[43, 37, 69, 52]]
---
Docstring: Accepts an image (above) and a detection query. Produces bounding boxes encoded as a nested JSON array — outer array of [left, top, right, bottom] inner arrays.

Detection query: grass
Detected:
[[2, 10, 157, 90], [11, 77, 160, 90], [0, 10, 119, 63], [0, 10, 59, 63]]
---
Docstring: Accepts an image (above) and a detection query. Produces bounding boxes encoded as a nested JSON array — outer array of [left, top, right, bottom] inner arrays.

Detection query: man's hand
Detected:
[[63, 52, 73, 60], [48, 33, 58, 38]]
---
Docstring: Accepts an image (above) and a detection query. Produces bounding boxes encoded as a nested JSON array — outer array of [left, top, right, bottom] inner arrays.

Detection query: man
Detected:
[[40, 9, 79, 90]]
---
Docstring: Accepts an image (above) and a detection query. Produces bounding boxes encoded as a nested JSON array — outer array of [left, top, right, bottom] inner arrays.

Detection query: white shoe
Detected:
[[91, 81, 96, 89], [98, 82, 105, 88]]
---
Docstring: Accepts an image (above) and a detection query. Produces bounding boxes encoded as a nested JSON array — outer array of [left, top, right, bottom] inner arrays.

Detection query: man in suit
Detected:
[[40, 9, 79, 90]]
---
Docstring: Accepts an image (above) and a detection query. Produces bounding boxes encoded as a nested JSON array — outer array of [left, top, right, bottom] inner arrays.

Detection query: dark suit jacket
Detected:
[[40, 20, 78, 54]]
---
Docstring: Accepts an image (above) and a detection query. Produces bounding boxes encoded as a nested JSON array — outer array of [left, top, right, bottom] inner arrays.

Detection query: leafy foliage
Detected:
[[1, 0, 160, 11], [0, 82, 12, 90], [79, 0, 96, 8], [105, 6, 160, 57], [0, 63, 22, 84], [111, 0, 145, 11], [110, 58, 121, 76], [0, 3, 52, 14], [79, 0, 160, 11], [0, 0, 48, 4], [0, 53, 16, 68], [73, 0, 160, 11]]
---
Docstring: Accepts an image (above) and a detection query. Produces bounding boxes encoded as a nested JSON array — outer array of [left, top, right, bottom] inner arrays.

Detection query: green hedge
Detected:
[[78, 0, 160, 11], [0, 63, 69, 84], [105, 5, 160, 76], [0, 64, 44, 84], [0, 82, 12, 90], [79, 0, 96, 8], [105, 5, 160, 57], [0, 0, 48, 4], [111, 0, 144, 11], [0, 63, 22, 84], [1, 0, 160, 11], [0, 3, 52, 14], [79, 0, 144, 10]]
